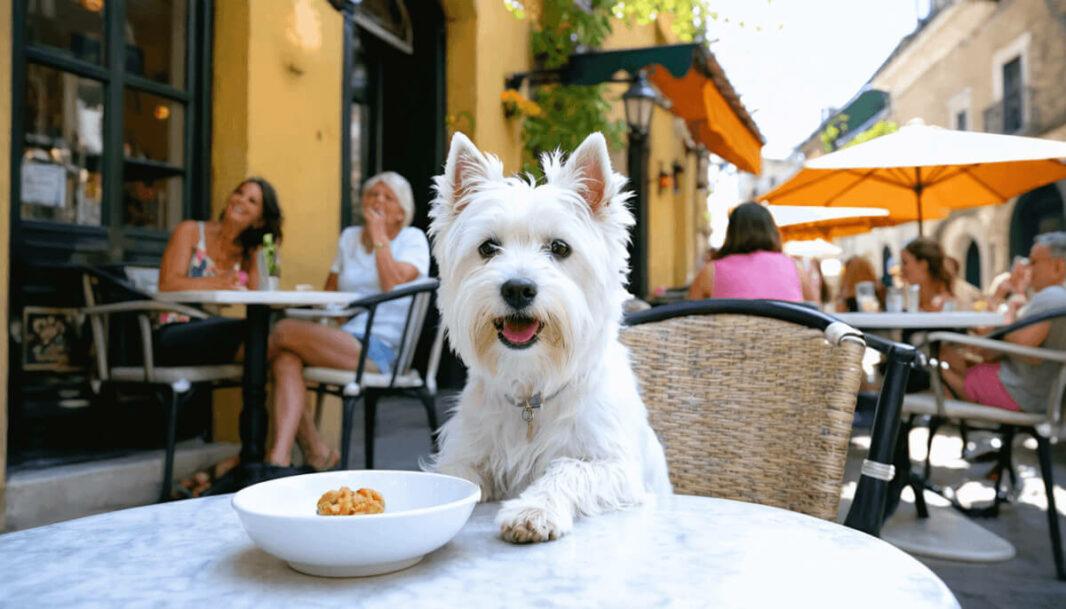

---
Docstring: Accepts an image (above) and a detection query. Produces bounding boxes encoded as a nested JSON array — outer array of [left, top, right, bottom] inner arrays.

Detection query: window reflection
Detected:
[[126, 0, 187, 87], [124, 89, 184, 229], [26, 0, 106, 65], [21, 63, 104, 225], [124, 176, 183, 231]]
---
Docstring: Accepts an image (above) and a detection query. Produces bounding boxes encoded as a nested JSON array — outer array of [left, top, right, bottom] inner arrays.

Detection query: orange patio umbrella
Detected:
[[762, 119, 1066, 235]]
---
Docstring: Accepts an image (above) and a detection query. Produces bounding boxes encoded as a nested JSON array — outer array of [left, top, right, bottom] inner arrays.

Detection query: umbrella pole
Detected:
[[915, 167, 924, 237]]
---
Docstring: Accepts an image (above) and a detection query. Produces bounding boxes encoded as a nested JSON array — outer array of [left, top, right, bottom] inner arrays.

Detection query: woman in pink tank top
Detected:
[[688, 202, 810, 302]]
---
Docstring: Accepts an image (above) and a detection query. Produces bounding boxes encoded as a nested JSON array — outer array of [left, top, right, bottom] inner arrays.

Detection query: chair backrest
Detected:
[[389, 279, 438, 382], [620, 301, 865, 521], [82, 267, 158, 378]]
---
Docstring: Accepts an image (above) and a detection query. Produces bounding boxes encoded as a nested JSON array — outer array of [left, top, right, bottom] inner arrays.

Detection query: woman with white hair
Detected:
[[266, 171, 430, 470]]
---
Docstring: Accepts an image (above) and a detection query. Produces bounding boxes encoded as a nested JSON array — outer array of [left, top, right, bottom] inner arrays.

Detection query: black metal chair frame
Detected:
[[624, 299, 916, 537], [294, 278, 441, 470], [81, 267, 241, 502], [903, 306, 1066, 580]]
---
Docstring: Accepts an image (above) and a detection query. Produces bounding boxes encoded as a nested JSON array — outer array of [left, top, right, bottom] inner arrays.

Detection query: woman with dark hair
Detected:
[[688, 202, 811, 302], [156, 176, 283, 366], [900, 237, 955, 311]]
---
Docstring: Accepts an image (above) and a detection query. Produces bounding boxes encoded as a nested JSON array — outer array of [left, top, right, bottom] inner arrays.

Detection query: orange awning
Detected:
[[649, 63, 763, 175]]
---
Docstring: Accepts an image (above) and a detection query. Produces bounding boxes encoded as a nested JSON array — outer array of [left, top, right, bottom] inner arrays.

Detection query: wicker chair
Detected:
[[622, 299, 915, 534]]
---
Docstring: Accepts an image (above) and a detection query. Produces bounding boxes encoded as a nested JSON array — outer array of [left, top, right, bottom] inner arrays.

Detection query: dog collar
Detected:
[[505, 383, 569, 441]]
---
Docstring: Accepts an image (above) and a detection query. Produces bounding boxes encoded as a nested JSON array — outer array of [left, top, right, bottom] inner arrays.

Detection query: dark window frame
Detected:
[[9, 0, 214, 264]]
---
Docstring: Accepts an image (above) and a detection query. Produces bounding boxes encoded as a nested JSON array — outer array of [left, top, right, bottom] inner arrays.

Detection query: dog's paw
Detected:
[[495, 501, 571, 544]]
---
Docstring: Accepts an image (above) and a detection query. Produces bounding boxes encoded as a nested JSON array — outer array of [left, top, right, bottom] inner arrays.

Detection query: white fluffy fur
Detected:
[[429, 132, 671, 543]]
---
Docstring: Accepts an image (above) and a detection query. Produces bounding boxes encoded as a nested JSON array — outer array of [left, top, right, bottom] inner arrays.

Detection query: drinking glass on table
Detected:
[[856, 281, 880, 312], [885, 286, 904, 313], [906, 284, 921, 313]]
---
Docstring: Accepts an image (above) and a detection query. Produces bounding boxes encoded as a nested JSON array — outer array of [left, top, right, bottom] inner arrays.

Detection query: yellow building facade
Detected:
[[1, 0, 751, 520]]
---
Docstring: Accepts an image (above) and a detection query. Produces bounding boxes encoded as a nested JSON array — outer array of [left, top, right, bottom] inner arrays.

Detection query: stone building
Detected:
[[795, 0, 1066, 289]]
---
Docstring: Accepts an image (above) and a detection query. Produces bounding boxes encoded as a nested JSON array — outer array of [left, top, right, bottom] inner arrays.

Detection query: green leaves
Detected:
[[519, 84, 626, 176], [505, 0, 712, 177]]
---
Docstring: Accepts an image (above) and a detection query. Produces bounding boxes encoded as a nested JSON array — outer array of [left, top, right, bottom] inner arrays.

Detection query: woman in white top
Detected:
[[266, 172, 430, 470]]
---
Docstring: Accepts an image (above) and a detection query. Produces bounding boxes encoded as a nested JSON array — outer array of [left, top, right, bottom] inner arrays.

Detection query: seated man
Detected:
[[940, 232, 1066, 412]]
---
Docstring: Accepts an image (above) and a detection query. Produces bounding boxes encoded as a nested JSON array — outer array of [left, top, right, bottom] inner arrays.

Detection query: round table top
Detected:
[[0, 495, 958, 609]]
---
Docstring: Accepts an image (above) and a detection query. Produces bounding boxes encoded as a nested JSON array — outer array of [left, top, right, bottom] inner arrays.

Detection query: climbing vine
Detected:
[[503, 0, 714, 176]]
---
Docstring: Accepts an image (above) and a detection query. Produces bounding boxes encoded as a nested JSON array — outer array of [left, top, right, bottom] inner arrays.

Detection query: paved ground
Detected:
[[362, 393, 1066, 608]]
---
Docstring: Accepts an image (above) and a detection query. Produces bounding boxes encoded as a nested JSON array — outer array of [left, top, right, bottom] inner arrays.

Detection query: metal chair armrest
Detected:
[[82, 300, 210, 320], [925, 331, 1066, 363], [343, 278, 439, 309]]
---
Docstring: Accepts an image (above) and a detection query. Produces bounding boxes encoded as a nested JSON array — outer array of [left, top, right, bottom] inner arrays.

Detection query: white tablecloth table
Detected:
[[0, 494, 959, 609]]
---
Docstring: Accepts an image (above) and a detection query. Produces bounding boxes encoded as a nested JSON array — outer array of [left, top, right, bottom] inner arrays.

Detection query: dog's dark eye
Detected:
[[478, 239, 501, 259], [549, 239, 571, 259]]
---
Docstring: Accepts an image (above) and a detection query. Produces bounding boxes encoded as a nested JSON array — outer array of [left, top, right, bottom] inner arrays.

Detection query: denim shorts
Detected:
[[362, 335, 397, 377]]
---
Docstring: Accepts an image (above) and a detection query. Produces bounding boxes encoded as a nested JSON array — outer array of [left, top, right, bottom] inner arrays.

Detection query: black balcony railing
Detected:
[[983, 87, 1038, 135]]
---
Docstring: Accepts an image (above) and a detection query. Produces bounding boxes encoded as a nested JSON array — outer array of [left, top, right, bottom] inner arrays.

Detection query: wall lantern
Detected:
[[622, 71, 657, 135]]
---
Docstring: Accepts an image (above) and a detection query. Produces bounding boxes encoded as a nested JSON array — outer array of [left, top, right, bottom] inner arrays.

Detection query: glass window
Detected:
[[124, 89, 184, 166], [123, 175, 183, 231], [123, 89, 185, 228], [1002, 56, 1023, 133], [25, 0, 106, 65], [955, 110, 967, 131], [20, 63, 104, 225], [125, 0, 187, 88]]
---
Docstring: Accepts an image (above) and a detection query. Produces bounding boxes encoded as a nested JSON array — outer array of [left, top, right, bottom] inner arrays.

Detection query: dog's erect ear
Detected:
[[440, 132, 492, 215], [562, 132, 614, 214]]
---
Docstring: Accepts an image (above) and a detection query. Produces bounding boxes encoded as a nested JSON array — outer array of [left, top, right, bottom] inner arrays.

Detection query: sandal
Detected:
[[171, 455, 240, 499]]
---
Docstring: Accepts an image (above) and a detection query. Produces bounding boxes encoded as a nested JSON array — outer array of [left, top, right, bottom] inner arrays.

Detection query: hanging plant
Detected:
[[505, 0, 714, 176]]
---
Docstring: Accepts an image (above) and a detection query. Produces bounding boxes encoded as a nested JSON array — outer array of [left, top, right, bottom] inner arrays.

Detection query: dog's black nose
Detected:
[[501, 278, 537, 310]]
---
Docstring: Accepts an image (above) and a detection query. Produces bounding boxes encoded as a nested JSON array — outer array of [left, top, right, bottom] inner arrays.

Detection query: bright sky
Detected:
[[707, 0, 925, 158], [702, 1, 926, 248]]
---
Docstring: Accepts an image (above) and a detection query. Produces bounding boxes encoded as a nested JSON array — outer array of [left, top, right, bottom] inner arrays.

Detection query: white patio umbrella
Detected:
[[763, 119, 1066, 235], [782, 239, 843, 258]]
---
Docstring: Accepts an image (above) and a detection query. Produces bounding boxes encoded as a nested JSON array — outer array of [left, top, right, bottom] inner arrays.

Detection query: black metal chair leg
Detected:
[[313, 386, 327, 429], [923, 416, 942, 481], [364, 390, 379, 469], [958, 420, 970, 459], [161, 388, 180, 503], [884, 415, 915, 521], [416, 387, 439, 453], [1035, 435, 1066, 581], [340, 394, 358, 470]]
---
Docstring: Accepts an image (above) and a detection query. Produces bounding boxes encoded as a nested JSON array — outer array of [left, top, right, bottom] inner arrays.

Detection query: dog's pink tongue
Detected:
[[502, 319, 540, 344]]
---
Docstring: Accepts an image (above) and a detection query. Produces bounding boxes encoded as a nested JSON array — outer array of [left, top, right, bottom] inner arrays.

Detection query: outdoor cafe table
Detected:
[[154, 290, 355, 490], [0, 494, 959, 609], [836, 309, 1015, 563]]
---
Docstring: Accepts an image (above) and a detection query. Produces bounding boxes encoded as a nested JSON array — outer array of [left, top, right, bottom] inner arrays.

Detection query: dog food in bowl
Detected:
[[317, 486, 385, 516]]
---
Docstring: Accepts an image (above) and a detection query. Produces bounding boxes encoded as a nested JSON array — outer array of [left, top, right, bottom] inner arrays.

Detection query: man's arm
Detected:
[[1003, 321, 1052, 365]]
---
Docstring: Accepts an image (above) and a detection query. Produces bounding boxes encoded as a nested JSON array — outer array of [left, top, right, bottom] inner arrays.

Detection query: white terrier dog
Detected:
[[429, 131, 671, 543]]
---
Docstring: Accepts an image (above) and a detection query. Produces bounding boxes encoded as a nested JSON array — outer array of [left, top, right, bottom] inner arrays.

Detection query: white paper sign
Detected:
[[21, 163, 67, 208]]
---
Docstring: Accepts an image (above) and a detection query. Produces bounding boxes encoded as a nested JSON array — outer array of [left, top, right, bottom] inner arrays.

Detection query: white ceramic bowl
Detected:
[[232, 470, 480, 577]]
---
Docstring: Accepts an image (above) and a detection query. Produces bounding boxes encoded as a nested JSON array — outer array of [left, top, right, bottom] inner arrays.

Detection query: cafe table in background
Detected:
[[154, 289, 355, 491]]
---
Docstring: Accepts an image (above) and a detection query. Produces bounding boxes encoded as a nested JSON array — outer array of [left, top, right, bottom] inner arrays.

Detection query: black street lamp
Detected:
[[622, 72, 657, 299]]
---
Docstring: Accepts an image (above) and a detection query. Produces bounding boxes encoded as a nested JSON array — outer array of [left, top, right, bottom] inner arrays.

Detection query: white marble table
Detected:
[[0, 495, 959, 609], [835, 311, 1005, 330]]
